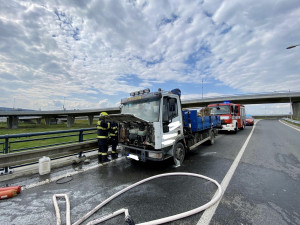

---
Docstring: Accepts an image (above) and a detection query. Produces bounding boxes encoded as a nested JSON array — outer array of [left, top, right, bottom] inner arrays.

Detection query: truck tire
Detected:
[[240, 123, 245, 130], [233, 124, 238, 134], [173, 142, 185, 167]]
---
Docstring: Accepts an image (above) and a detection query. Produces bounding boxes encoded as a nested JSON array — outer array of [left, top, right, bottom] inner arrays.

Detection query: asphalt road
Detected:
[[0, 120, 299, 225]]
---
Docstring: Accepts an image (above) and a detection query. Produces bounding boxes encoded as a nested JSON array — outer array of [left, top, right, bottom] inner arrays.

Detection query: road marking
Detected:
[[197, 120, 259, 225], [279, 120, 300, 132]]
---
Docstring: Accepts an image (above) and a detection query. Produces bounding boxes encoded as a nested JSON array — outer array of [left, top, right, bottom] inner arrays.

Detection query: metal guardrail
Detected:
[[282, 118, 300, 124], [0, 128, 97, 154], [0, 140, 97, 168], [0, 140, 98, 170], [0, 128, 98, 174]]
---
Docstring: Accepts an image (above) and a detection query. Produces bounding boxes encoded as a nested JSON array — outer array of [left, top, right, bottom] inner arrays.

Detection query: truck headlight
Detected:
[[148, 152, 162, 159]]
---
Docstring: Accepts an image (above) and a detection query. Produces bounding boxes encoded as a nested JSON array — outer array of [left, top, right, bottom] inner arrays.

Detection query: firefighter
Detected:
[[97, 112, 110, 163], [109, 121, 119, 159]]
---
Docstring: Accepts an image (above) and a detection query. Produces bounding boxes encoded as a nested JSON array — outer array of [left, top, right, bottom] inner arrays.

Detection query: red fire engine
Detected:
[[208, 102, 246, 133]]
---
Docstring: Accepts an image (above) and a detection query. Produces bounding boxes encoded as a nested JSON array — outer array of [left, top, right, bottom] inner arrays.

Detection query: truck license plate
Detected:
[[127, 154, 139, 161]]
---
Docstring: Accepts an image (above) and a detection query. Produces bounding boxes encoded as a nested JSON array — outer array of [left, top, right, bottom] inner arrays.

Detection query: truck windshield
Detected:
[[210, 105, 230, 115], [121, 99, 160, 122]]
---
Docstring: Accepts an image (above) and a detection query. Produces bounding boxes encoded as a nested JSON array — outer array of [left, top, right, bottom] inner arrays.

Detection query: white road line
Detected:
[[197, 121, 259, 225], [279, 120, 300, 132]]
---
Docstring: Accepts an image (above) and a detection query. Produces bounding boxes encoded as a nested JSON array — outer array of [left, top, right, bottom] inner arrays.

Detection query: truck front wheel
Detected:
[[233, 124, 238, 134], [173, 142, 185, 167]]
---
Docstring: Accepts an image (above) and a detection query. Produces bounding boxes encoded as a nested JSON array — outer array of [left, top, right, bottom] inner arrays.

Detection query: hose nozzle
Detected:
[[124, 215, 135, 225]]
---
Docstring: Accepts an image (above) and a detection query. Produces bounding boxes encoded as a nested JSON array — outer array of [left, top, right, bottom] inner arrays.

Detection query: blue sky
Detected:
[[0, 0, 300, 115]]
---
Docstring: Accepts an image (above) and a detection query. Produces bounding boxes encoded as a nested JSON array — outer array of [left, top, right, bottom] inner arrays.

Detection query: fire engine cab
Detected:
[[208, 102, 246, 133]]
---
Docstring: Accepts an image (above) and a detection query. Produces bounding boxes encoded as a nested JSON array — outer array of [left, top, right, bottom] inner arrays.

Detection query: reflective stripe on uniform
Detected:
[[97, 126, 109, 130], [102, 153, 107, 155], [112, 151, 117, 154], [97, 136, 108, 139]]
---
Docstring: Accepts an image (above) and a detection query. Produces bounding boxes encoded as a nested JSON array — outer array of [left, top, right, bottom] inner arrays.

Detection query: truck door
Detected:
[[161, 96, 182, 148], [234, 105, 240, 128]]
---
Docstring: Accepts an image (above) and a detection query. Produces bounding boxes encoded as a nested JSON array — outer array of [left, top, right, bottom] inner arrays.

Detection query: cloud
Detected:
[[0, 0, 299, 114]]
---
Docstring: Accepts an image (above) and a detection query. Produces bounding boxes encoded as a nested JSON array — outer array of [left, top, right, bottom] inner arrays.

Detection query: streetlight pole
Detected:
[[274, 90, 293, 119], [63, 97, 66, 110], [285, 44, 298, 118], [289, 90, 292, 119], [286, 44, 300, 49]]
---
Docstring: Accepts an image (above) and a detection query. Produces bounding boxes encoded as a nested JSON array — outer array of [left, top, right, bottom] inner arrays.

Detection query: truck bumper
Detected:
[[220, 125, 235, 131], [120, 144, 171, 162]]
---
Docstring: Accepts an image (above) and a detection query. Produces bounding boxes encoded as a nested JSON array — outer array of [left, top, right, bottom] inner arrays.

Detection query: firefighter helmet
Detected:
[[100, 112, 108, 117]]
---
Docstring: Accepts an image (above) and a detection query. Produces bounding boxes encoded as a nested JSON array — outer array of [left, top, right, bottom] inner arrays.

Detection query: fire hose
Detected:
[[53, 172, 222, 225]]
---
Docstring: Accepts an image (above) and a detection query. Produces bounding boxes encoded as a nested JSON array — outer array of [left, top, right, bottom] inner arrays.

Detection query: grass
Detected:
[[0, 119, 98, 153], [283, 119, 300, 127]]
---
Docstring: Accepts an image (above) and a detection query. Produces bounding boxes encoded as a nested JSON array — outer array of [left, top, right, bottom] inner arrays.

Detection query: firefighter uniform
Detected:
[[97, 112, 110, 163], [109, 122, 118, 159]]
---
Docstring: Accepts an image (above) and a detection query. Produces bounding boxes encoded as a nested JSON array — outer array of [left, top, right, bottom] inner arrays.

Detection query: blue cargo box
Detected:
[[182, 110, 221, 132]]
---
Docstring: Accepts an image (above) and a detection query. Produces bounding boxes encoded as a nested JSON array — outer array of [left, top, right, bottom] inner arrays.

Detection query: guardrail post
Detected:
[[78, 130, 84, 158], [4, 137, 9, 173], [1, 137, 13, 175], [79, 130, 83, 142], [4, 136, 9, 154]]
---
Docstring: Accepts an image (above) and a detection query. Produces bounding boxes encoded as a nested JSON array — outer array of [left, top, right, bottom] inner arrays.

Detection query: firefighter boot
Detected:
[[112, 153, 118, 159], [98, 154, 102, 164], [102, 155, 111, 163]]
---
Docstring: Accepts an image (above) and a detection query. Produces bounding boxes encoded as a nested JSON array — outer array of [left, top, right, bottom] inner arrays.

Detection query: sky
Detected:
[[0, 0, 300, 115]]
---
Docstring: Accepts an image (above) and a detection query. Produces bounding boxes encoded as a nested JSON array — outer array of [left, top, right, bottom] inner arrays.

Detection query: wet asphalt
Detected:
[[0, 120, 299, 225]]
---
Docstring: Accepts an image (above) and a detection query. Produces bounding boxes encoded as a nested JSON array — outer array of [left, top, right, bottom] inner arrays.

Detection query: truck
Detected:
[[107, 88, 221, 166], [207, 102, 246, 133]]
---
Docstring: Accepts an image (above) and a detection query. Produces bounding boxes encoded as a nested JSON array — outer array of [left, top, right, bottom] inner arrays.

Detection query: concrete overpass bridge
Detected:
[[0, 107, 120, 129], [1, 92, 300, 128]]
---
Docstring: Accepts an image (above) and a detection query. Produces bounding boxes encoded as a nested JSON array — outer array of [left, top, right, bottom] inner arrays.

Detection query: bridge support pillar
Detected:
[[7, 116, 18, 129], [292, 101, 300, 120], [67, 116, 75, 128], [45, 117, 51, 125], [36, 118, 41, 125], [88, 115, 94, 126]]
